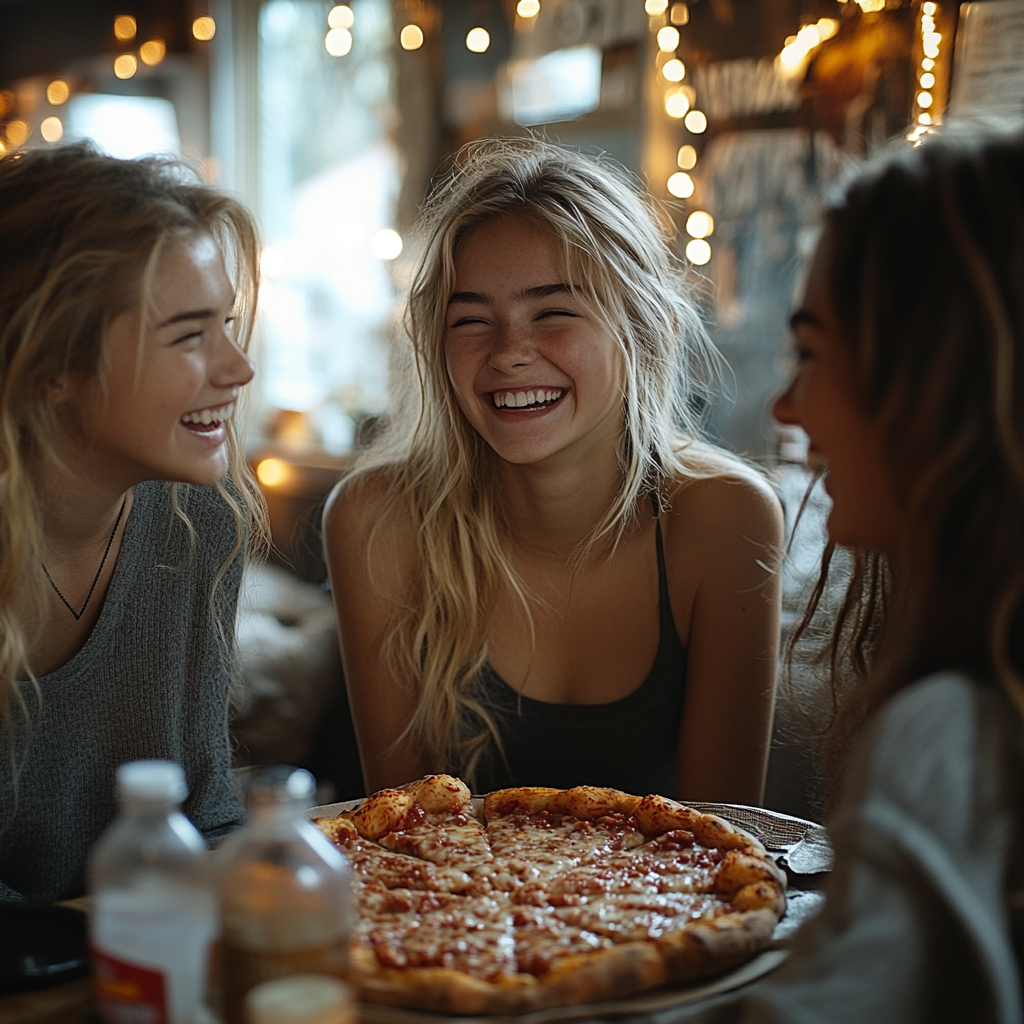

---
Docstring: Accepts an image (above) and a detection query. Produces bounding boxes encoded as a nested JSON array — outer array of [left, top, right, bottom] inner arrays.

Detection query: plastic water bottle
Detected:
[[216, 767, 351, 1024], [89, 760, 216, 1024]]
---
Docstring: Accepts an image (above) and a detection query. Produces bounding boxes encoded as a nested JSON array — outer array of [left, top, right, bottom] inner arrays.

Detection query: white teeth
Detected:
[[181, 403, 235, 426], [492, 389, 563, 409]]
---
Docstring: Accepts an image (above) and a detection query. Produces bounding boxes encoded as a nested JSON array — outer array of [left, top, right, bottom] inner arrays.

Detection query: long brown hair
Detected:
[[0, 142, 267, 750], [789, 128, 1024, 802]]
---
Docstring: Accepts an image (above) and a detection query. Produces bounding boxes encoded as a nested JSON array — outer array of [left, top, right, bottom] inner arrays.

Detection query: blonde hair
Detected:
[[0, 142, 267, 748], [351, 138, 738, 785], [788, 128, 1024, 803]]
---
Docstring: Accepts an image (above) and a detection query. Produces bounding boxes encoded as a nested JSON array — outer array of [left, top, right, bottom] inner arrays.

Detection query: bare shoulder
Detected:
[[323, 467, 417, 583], [662, 450, 783, 569]]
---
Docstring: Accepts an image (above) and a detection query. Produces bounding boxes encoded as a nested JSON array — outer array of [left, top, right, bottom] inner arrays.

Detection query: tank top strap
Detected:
[[649, 492, 675, 633]]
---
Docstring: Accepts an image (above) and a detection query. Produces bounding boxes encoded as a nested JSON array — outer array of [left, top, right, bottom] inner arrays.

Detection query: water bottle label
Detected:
[[92, 947, 168, 1024]]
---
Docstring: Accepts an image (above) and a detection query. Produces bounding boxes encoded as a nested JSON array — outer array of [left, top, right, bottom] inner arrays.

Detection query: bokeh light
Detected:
[[645, 0, 668, 13], [662, 59, 685, 82], [685, 238, 711, 265], [665, 91, 690, 118], [140, 39, 166, 65], [5, 120, 29, 147], [256, 458, 288, 487], [47, 80, 70, 105], [466, 27, 490, 52], [371, 228, 403, 261], [325, 27, 353, 55], [192, 16, 216, 41], [685, 211, 714, 238], [667, 172, 694, 199], [114, 15, 137, 41], [677, 144, 697, 170], [684, 109, 707, 133], [517, 0, 540, 16], [40, 116, 63, 142], [657, 26, 680, 51], [400, 24, 423, 49], [917, 91, 933, 108], [328, 5, 354, 29], [113, 54, 138, 79]]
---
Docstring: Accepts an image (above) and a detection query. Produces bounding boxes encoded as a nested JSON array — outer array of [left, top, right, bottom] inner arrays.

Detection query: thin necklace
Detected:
[[42, 497, 127, 621]]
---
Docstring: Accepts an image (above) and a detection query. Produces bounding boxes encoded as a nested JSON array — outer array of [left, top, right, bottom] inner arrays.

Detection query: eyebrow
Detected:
[[447, 283, 573, 306], [155, 302, 235, 329], [789, 308, 825, 332]]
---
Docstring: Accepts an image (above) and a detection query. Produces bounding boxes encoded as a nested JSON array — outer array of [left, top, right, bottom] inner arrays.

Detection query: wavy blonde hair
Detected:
[[0, 142, 267, 751], [350, 138, 739, 785], [787, 128, 1024, 804]]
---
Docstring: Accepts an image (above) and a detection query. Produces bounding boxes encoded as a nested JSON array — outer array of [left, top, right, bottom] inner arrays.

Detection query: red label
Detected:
[[91, 947, 168, 1024]]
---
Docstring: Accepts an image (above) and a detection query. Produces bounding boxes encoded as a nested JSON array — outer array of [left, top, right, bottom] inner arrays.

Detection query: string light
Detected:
[[46, 80, 70, 105], [685, 211, 714, 238], [677, 144, 697, 170], [661, 59, 685, 82], [920, 72, 935, 88], [667, 172, 695, 198], [113, 15, 137, 41], [192, 16, 216, 40], [670, 2, 689, 25], [683, 109, 707, 133], [400, 24, 424, 49], [645, 0, 668, 14], [665, 90, 690, 118], [466, 27, 490, 52], [328, 5, 354, 29], [685, 238, 711, 265], [113, 54, 137, 78], [140, 39, 166, 65], [657, 26, 680, 51], [40, 116, 63, 142], [915, 3, 942, 122], [325, 27, 353, 55], [5, 120, 29, 147], [516, 0, 540, 16]]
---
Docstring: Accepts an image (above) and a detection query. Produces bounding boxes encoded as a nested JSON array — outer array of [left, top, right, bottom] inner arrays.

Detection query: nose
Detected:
[[211, 325, 256, 389], [489, 320, 536, 374], [772, 377, 798, 427]]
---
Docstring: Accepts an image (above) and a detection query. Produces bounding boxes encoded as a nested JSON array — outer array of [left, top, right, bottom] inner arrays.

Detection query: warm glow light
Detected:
[[256, 458, 288, 488], [921, 15, 935, 30], [918, 112, 933, 124], [47, 80, 70, 105], [670, 2, 689, 25], [667, 172, 694, 198], [917, 90, 933, 108], [645, 0, 668, 14], [677, 144, 697, 169], [920, 72, 935, 88], [328, 5, 354, 29], [40, 116, 63, 142], [922, 57, 935, 70], [685, 238, 711, 265], [0, 92, 13, 118], [6, 120, 29, 147], [796, 24, 820, 48], [0, 141, 5, 155], [517, 0, 540, 17], [686, 210, 714, 238], [657, 26, 680, 51], [114, 15, 137, 41], [400, 24, 424, 48], [923, 1, 937, 13], [325, 27, 353, 55], [684, 109, 707, 133], [816, 18, 839, 40], [466, 27, 490, 52], [857, 0, 885, 11], [662, 58, 685, 81], [192, 16, 216, 40], [371, 228, 403, 260], [779, 44, 804, 70], [923, 36, 940, 58], [113, 54, 138, 78], [665, 90, 690, 118], [140, 39, 166, 65]]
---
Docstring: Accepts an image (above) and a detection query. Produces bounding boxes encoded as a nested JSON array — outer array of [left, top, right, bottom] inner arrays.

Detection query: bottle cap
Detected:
[[246, 766, 316, 807], [116, 760, 188, 803], [244, 975, 353, 1024]]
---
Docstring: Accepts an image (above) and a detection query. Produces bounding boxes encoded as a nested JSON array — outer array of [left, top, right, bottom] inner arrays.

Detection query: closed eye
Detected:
[[173, 329, 203, 345], [448, 315, 489, 328], [536, 308, 579, 320]]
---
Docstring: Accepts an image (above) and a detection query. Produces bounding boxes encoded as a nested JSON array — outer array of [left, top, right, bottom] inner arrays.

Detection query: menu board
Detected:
[[949, 0, 1024, 122]]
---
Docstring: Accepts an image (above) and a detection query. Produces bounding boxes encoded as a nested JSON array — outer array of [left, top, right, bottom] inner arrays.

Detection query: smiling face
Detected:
[[773, 236, 903, 553], [58, 233, 254, 490], [444, 215, 624, 469]]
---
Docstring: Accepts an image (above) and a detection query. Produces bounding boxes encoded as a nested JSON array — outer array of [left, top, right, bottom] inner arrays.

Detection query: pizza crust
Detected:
[[315, 778, 787, 1014]]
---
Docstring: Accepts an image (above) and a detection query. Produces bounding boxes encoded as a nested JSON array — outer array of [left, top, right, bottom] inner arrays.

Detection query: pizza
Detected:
[[312, 774, 786, 1015]]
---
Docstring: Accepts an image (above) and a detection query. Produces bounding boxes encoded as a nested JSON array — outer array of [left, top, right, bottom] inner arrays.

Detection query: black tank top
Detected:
[[471, 518, 687, 797]]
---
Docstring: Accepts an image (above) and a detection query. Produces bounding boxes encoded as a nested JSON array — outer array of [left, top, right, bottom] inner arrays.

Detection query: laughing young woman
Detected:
[[0, 144, 266, 901], [324, 139, 783, 802]]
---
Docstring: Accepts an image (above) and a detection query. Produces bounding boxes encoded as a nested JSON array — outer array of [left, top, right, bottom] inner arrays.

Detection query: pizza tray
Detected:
[[306, 800, 829, 1020]]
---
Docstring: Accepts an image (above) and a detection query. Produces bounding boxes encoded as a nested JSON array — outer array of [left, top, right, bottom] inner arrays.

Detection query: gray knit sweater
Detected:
[[0, 480, 246, 901]]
